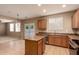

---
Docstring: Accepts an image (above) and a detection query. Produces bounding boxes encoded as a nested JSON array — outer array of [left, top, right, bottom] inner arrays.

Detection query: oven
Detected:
[[69, 39, 79, 55]]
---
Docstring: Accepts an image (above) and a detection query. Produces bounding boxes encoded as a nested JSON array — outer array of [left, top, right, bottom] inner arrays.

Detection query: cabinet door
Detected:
[[38, 38, 45, 55], [25, 40, 38, 55], [43, 38, 45, 53], [29, 41, 38, 55], [72, 10, 79, 28], [38, 20, 42, 29], [37, 19, 46, 30], [48, 35, 55, 45], [41, 20, 46, 29], [25, 40, 30, 55], [38, 39, 43, 55], [54, 36, 61, 46], [61, 36, 69, 48], [64, 36, 69, 48]]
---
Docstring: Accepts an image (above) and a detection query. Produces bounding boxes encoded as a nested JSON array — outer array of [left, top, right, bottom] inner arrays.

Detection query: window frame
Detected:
[[9, 22, 21, 32], [47, 16, 64, 32], [9, 23, 15, 32], [15, 23, 21, 32]]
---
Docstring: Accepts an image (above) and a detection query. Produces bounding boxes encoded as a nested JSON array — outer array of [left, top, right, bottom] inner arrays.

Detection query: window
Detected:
[[47, 16, 63, 32], [10, 23, 14, 32], [9, 23, 21, 32], [15, 23, 21, 32]]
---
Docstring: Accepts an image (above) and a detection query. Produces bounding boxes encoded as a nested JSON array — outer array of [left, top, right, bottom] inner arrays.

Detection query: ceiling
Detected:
[[0, 4, 79, 19]]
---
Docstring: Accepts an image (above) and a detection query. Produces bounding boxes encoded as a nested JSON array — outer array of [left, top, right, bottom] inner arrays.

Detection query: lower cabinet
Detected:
[[48, 35, 69, 48], [25, 38, 45, 55], [61, 36, 69, 48], [48, 35, 56, 45]]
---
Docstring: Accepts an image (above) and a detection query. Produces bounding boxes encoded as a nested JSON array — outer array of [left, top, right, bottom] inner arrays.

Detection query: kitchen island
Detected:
[[24, 35, 45, 55]]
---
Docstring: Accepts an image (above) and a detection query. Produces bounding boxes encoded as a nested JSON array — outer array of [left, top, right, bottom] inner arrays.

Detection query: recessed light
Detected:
[[62, 4, 66, 8], [37, 4, 41, 6], [43, 9, 46, 13]]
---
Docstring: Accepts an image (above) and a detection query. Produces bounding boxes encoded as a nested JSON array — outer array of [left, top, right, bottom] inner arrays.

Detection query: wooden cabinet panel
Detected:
[[25, 40, 30, 54], [43, 38, 45, 53], [29, 42, 37, 54], [25, 40, 38, 55], [25, 38, 45, 55], [37, 19, 47, 30], [48, 35, 69, 48], [54, 36, 61, 46], [38, 39, 43, 54], [48, 35, 55, 45], [72, 10, 79, 28], [38, 38, 45, 54], [61, 36, 69, 48]]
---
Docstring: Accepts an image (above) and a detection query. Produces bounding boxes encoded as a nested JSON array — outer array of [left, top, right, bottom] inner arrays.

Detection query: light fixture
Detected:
[[17, 13, 19, 20], [62, 4, 66, 8], [37, 4, 41, 6], [0, 19, 14, 23], [43, 9, 46, 13]]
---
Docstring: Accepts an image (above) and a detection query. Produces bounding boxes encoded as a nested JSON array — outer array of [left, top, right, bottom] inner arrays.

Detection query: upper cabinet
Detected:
[[37, 18, 47, 30], [72, 9, 79, 29]]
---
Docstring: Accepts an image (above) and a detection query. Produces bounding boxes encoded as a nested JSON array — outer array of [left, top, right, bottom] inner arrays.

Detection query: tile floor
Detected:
[[0, 39, 70, 55], [44, 45, 69, 55], [0, 40, 25, 55]]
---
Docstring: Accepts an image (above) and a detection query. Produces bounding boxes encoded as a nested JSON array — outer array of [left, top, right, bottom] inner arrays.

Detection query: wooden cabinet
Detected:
[[72, 10, 79, 28], [54, 36, 62, 46], [60, 36, 69, 47], [38, 38, 45, 54], [48, 35, 55, 45], [48, 35, 69, 48], [25, 38, 45, 55], [37, 18, 47, 30]]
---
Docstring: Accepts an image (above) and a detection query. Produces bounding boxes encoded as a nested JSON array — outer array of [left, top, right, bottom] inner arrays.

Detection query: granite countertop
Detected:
[[37, 32, 74, 36], [37, 32, 79, 40], [68, 35, 79, 40], [24, 35, 45, 41], [48, 33, 68, 36]]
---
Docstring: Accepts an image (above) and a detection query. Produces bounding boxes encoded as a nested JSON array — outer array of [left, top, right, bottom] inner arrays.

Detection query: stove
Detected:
[[69, 39, 79, 55]]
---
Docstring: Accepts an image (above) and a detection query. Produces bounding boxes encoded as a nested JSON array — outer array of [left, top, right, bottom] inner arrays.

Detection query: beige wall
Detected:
[[6, 11, 75, 39], [0, 23, 6, 35], [21, 11, 76, 37], [20, 11, 76, 40], [6, 20, 37, 39]]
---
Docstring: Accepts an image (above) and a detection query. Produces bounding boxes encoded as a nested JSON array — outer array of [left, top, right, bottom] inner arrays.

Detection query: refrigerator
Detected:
[[24, 23, 35, 39]]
